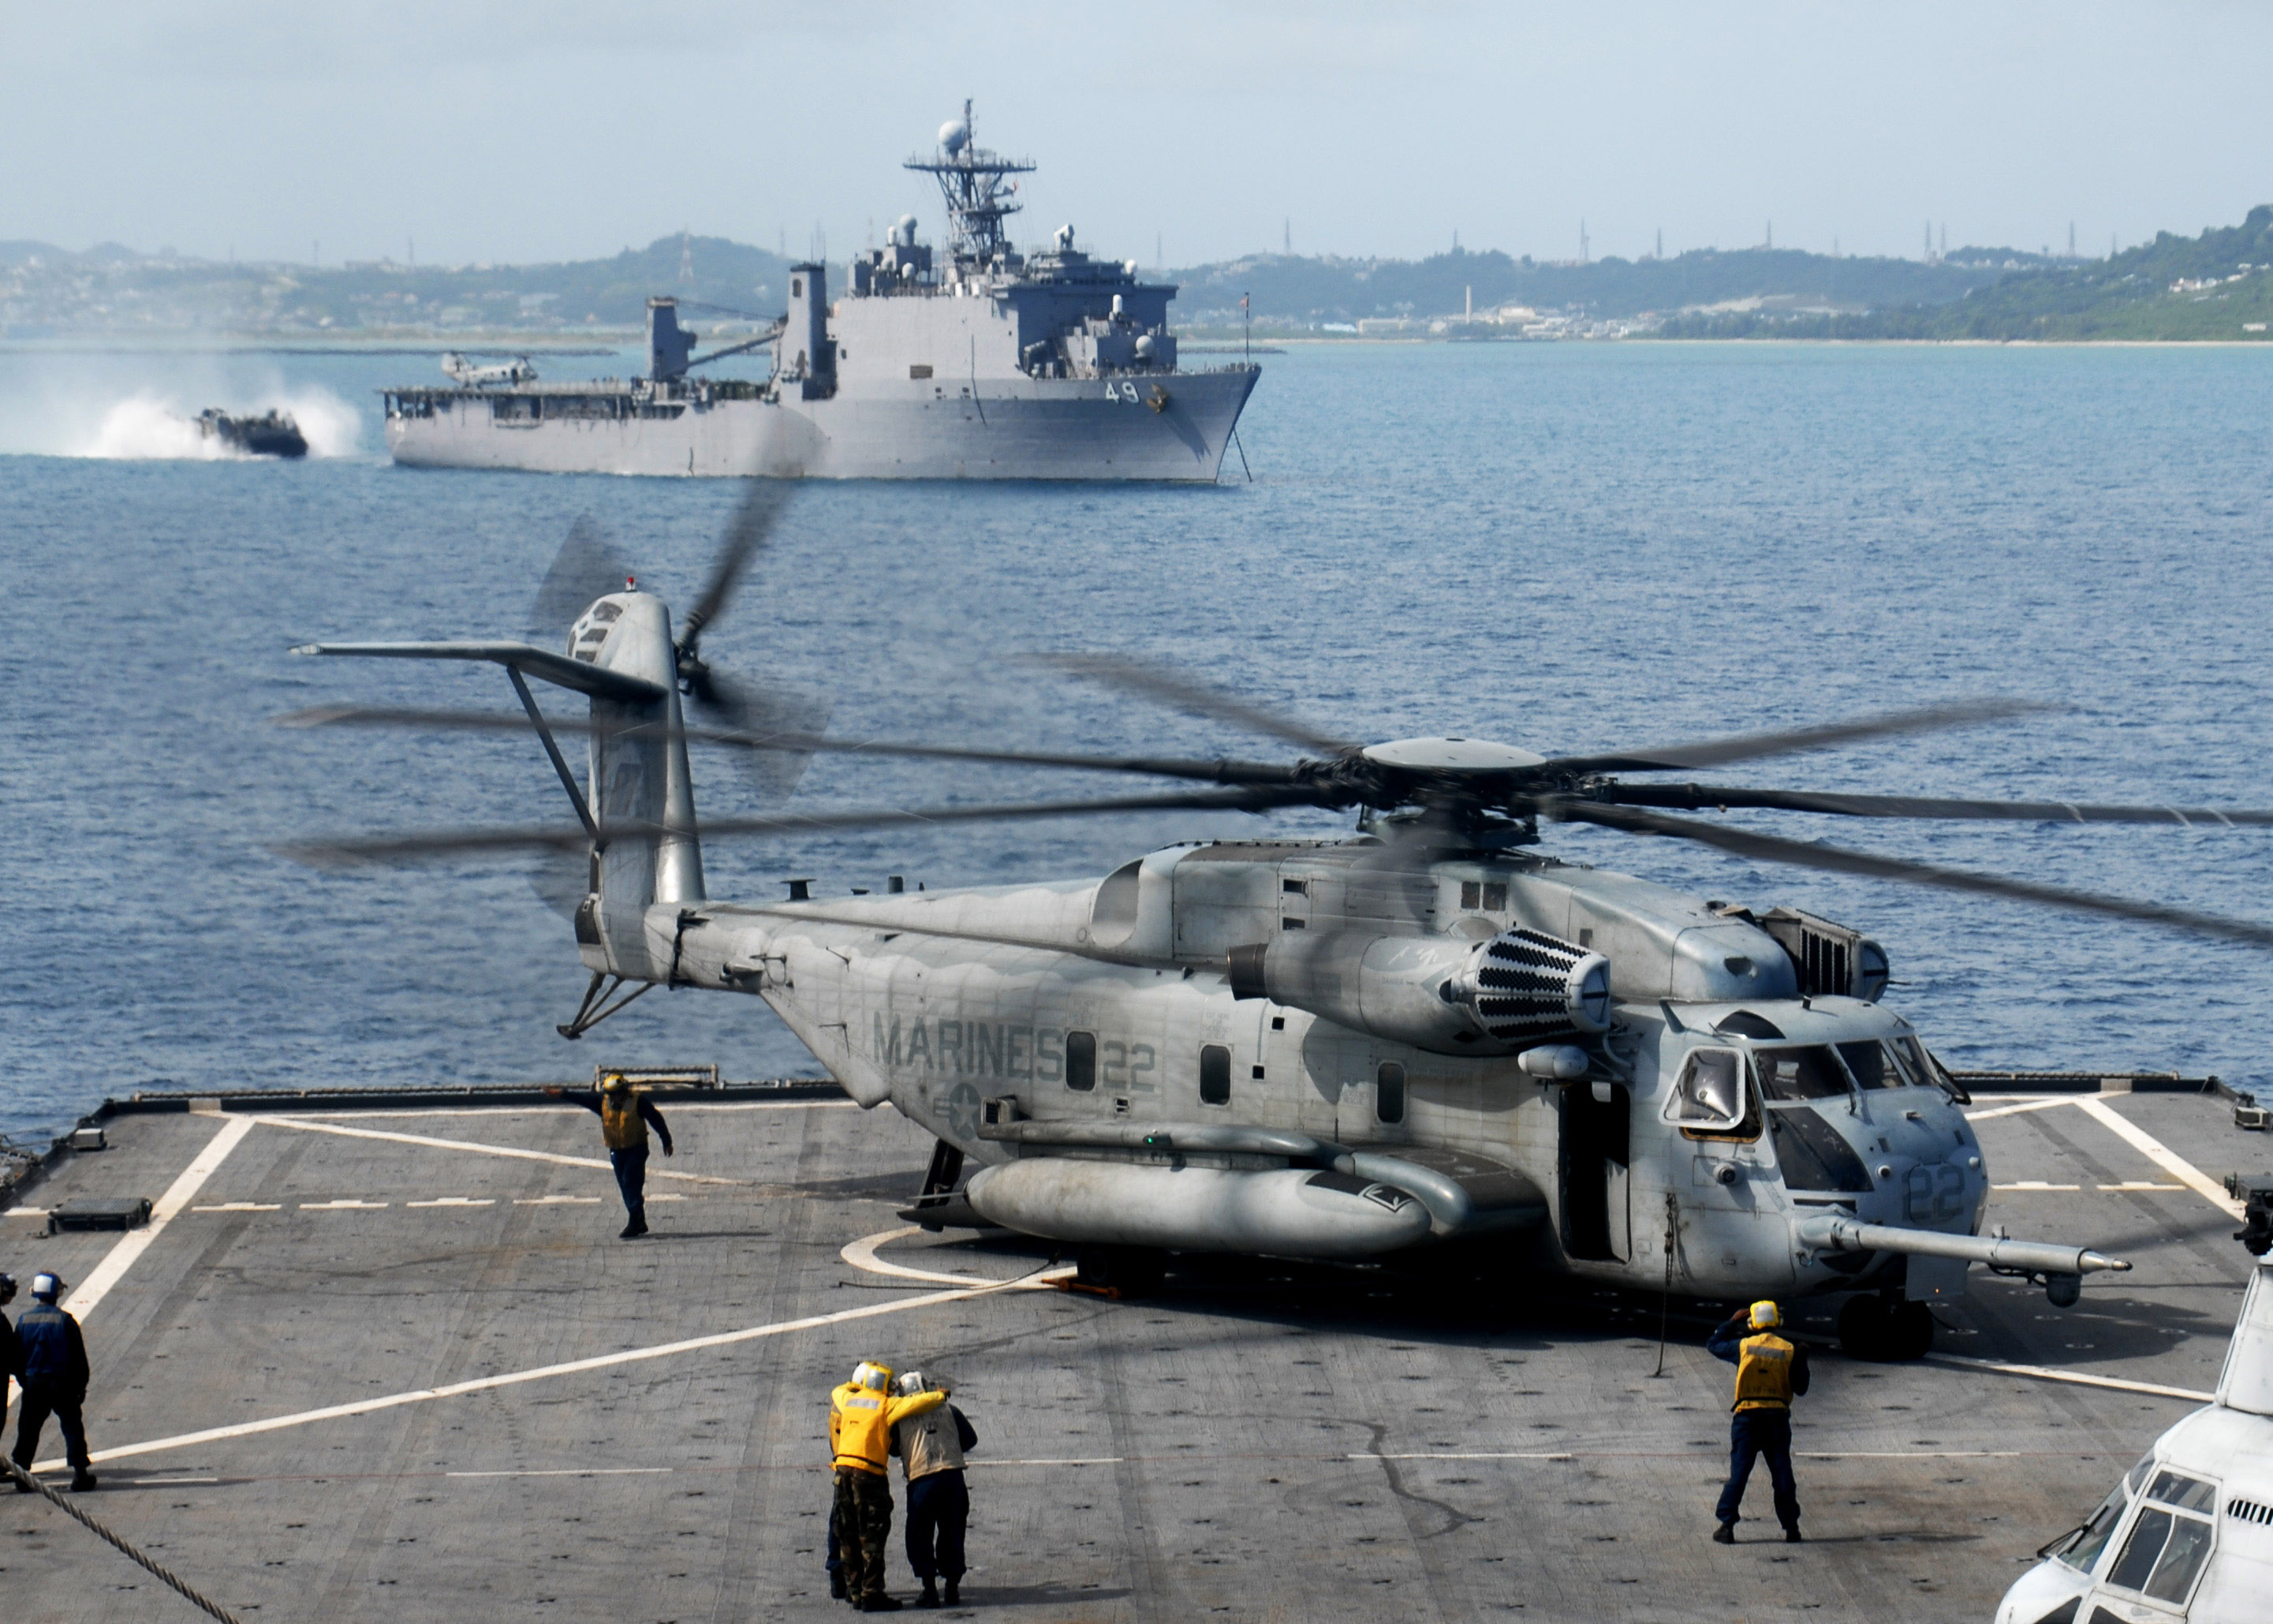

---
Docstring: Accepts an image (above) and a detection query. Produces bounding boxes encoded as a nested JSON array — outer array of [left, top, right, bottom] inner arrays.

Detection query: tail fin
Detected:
[[291, 586, 705, 982], [573, 588, 704, 977]]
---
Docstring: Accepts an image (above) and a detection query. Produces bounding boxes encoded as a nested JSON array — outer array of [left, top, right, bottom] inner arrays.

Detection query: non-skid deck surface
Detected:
[[0, 1088, 2259, 1622]]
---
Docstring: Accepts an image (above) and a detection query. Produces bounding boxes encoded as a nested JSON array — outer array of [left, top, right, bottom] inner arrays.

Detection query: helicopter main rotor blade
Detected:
[[680, 480, 791, 650], [1588, 782, 2273, 827], [1545, 699, 2052, 777], [274, 785, 1315, 866], [1538, 797, 2273, 950], [274, 705, 1312, 787], [1036, 654, 1354, 756]]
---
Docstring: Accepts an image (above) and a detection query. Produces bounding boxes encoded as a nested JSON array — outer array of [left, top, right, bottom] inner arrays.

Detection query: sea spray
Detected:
[[71, 386, 362, 460]]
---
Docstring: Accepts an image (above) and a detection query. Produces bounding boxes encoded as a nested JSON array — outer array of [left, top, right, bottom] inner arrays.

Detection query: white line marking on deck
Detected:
[[965, 1458, 1124, 1468], [840, 1226, 1074, 1290], [1795, 1450, 2023, 1459], [446, 1467, 674, 1478], [1921, 1351, 2212, 1402], [406, 1197, 495, 1208], [64, 1115, 254, 1323], [1965, 1098, 2082, 1122], [1353, 1451, 1573, 1462], [2073, 1097, 2246, 1219], [252, 1114, 741, 1185], [1995, 1182, 2081, 1191], [300, 1199, 387, 1210], [513, 1197, 602, 1206], [2098, 1182, 2185, 1192], [191, 1202, 281, 1212], [41, 1251, 1066, 1473]]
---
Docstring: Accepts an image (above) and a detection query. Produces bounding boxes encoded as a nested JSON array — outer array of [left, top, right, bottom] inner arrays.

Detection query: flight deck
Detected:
[[1, 1080, 2258, 1623]]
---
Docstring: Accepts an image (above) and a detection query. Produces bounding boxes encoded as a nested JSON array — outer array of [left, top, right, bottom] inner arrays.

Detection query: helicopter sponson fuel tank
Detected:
[[960, 1118, 1548, 1254]]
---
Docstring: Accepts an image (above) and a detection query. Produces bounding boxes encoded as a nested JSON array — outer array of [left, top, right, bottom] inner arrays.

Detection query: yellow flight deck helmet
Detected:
[[600, 1071, 629, 1092], [852, 1361, 895, 1392], [1749, 1301, 1782, 1330]]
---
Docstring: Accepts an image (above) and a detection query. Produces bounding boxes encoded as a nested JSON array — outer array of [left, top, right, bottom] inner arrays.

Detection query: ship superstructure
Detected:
[[382, 103, 1256, 481]]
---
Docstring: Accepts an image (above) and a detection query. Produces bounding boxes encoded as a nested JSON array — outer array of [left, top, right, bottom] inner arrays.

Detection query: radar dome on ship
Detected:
[[894, 214, 920, 246], [939, 119, 969, 154]]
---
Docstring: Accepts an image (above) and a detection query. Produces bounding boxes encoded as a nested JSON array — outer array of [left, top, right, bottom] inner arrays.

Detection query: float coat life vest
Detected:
[[830, 1380, 946, 1477], [15, 1301, 90, 1394], [599, 1089, 648, 1151], [1732, 1331, 1799, 1413], [894, 1402, 972, 1481]]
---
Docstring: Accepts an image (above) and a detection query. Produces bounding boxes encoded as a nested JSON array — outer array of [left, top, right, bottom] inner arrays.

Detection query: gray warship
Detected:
[[382, 104, 1260, 481]]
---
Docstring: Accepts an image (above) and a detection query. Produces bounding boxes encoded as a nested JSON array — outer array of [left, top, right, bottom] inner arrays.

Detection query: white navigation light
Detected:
[[939, 119, 969, 154]]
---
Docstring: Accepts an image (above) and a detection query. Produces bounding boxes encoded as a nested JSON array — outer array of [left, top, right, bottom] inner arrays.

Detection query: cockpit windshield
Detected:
[[1753, 1045, 1851, 1102], [2055, 1483, 2129, 1574], [2086, 1462, 2220, 1605]]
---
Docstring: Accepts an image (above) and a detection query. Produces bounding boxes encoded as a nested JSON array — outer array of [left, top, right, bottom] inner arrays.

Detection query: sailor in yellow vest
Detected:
[[829, 1360, 947, 1612], [1707, 1300, 1811, 1543], [544, 1074, 674, 1238]]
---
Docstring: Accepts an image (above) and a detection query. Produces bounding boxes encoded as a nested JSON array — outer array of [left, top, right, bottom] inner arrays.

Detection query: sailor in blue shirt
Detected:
[[9, 1273, 97, 1493]]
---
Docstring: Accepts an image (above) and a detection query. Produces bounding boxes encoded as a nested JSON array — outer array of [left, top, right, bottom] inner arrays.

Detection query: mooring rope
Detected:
[[2, 1455, 244, 1624]]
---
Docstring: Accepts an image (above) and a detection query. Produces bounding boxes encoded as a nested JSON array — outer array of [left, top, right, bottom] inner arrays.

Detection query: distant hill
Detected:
[[1648, 206, 2273, 342], [1170, 245, 2005, 327], [7, 210, 2271, 341], [0, 234, 793, 337]]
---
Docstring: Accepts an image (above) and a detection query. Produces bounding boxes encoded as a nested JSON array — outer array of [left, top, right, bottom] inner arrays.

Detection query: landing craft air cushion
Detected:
[[282, 488, 2273, 1359]]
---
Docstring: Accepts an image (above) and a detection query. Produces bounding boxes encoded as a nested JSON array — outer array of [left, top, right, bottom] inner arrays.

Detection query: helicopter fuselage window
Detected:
[[1066, 1031, 1097, 1092], [1754, 1045, 1852, 1102], [1376, 1062, 1406, 1125], [1671, 1047, 1745, 1127], [1199, 1043, 1231, 1107]]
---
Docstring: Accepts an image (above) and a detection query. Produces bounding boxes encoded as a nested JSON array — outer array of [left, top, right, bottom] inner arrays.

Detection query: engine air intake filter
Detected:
[[1461, 928, 1612, 1043]]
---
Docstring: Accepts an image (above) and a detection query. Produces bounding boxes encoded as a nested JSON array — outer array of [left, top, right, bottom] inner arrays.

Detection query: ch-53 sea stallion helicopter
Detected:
[[282, 486, 2273, 1361]]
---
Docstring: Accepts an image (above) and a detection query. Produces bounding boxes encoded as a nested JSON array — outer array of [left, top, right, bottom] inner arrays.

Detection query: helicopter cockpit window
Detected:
[[1671, 1048, 1746, 1129], [2105, 1469, 2219, 1604], [1835, 1041, 1890, 1089], [1753, 1046, 1852, 1102], [2053, 1483, 2129, 1574]]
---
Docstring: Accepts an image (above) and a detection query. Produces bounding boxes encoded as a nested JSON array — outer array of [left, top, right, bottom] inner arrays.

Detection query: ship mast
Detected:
[[904, 99, 1036, 278]]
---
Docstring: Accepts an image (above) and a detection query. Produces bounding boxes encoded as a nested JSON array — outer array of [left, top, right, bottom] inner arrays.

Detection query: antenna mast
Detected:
[[904, 99, 1036, 278]]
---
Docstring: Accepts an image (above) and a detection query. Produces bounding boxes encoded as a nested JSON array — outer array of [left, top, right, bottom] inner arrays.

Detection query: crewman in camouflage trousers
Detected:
[[828, 1359, 946, 1611]]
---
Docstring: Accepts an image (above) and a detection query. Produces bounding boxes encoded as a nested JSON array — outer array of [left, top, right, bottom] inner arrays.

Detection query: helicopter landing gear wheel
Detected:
[[1838, 1293, 1935, 1361], [1074, 1245, 1166, 1297]]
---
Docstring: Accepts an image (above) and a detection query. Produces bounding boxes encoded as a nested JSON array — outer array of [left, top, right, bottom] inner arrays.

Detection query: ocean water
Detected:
[[3, 340, 2271, 1144]]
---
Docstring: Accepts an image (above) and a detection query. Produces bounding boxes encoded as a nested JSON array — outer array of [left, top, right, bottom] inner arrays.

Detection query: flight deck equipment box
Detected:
[[47, 1197, 152, 1235]]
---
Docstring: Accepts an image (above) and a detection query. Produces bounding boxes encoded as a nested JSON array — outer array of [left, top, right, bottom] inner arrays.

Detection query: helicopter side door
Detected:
[[1559, 1079, 1632, 1263]]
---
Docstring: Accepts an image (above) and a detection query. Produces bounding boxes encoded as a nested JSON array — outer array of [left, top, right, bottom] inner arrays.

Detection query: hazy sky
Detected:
[[8, 2, 2271, 268]]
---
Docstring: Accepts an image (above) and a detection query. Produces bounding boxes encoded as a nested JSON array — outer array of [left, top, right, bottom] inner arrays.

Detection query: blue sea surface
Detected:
[[3, 341, 2271, 1143]]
